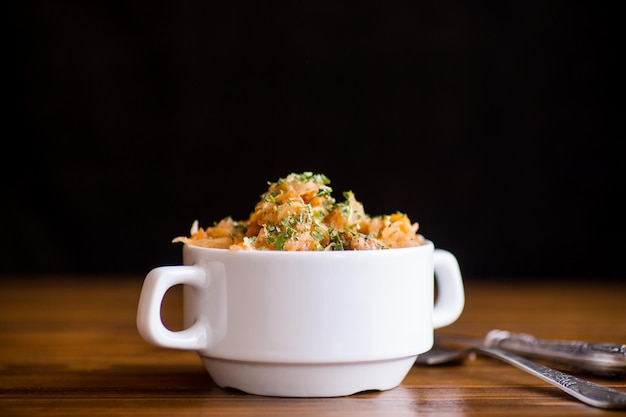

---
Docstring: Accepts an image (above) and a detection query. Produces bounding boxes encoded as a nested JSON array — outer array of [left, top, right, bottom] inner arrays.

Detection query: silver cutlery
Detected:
[[415, 339, 626, 409], [439, 329, 626, 377]]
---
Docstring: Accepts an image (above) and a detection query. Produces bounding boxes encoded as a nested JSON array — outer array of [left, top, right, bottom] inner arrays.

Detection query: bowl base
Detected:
[[201, 355, 417, 397]]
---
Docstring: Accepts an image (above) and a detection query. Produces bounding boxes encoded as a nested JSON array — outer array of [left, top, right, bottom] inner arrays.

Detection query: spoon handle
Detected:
[[484, 329, 626, 377], [477, 346, 626, 409]]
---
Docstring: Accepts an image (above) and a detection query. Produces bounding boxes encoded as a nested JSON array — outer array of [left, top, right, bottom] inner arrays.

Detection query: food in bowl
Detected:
[[173, 171, 425, 251]]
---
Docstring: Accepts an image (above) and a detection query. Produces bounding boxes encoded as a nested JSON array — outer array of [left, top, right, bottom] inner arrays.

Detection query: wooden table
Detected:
[[1, 276, 625, 416]]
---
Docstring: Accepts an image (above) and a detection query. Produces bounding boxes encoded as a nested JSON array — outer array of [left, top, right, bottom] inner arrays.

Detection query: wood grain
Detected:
[[1, 276, 624, 416]]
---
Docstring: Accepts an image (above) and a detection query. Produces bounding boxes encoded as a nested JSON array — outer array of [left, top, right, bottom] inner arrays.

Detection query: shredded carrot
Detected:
[[172, 172, 425, 251]]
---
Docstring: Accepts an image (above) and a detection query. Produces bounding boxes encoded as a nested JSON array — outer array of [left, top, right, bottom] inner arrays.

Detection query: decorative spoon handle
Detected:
[[484, 329, 626, 377], [477, 346, 626, 409]]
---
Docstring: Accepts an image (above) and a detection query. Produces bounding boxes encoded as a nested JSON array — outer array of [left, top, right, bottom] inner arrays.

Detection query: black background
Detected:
[[4, 1, 623, 281]]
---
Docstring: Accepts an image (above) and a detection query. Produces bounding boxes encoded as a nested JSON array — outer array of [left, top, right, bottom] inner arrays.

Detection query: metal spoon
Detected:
[[441, 329, 626, 377], [415, 342, 626, 409]]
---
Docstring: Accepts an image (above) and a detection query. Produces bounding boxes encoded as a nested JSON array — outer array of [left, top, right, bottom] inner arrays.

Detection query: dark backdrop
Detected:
[[4, 1, 623, 281]]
